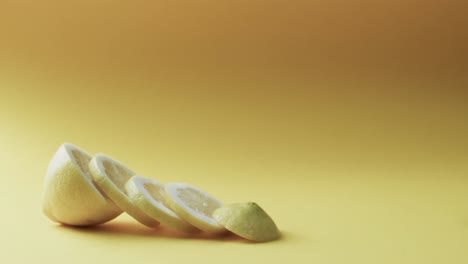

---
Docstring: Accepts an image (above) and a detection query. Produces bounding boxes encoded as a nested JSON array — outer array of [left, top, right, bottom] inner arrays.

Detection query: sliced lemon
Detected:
[[42, 143, 122, 226], [164, 183, 225, 233], [125, 176, 199, 233], [88, 154, 159, 228], [213, 202, 280, 242]]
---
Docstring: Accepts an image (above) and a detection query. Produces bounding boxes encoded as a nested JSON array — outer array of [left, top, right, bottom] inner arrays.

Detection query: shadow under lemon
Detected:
[[53, 220, 289, 244]]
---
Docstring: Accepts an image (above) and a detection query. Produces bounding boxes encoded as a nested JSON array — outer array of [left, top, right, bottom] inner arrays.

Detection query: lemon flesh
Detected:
[[125, 176, 199, 233], [42, 143, 122, 226], [213, 202, 280, 242], [89, 154, 159, 228], [165, 183, 225, 233]]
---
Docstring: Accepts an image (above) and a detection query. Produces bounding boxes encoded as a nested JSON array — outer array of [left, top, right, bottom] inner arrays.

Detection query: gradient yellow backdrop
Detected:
[[0, 1, 467, 264]]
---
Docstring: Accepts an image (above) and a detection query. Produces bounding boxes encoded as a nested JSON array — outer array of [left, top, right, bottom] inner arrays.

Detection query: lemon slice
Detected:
[[164, 183, 225, 233], [42, 143, 122, 226], [125, 176, 199, 233], [89, 154, 160, 228], [213, 202, 280, 242]]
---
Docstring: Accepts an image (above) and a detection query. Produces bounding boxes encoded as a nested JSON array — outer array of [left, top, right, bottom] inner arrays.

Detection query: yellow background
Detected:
[[0, 1, 467, 263]]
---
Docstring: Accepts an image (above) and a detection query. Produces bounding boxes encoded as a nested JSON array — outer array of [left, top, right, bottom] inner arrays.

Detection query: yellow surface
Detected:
[[1, 1, 468, 264]]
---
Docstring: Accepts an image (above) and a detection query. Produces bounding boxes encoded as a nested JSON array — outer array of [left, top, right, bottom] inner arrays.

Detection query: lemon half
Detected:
[[42, 143, 122, 226]]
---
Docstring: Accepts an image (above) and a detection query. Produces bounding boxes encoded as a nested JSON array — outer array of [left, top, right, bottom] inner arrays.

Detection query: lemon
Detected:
[[42, 143, 122, 226], [88, 154, 160, 228], [164, 183, 225, 233], [213, 202, 280, 242], [125, 176, 199, 233]]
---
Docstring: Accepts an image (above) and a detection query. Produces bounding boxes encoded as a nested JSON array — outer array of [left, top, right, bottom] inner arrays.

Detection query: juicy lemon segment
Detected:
[[88, 154, 160, 228], [164, 183, 225, 233], [213, 202, 280, 242], [125, 176, 199, 233], [42, 143, 122, 226]]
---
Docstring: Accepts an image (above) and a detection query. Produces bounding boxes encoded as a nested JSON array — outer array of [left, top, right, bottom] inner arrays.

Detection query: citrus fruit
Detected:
[[88, 154, 159, 228], [42, 143, 122, 226], [213, 202, 280, 242], [125, 176, 199, 233], [164, 183, 225, 233]]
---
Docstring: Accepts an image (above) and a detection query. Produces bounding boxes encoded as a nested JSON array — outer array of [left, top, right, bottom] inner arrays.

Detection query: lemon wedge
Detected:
[[213, 202, 280, 242]]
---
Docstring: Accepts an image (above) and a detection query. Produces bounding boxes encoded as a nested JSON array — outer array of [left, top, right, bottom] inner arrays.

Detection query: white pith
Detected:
[[63, 143, 107, 202], [134, 177, 180, 218]]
